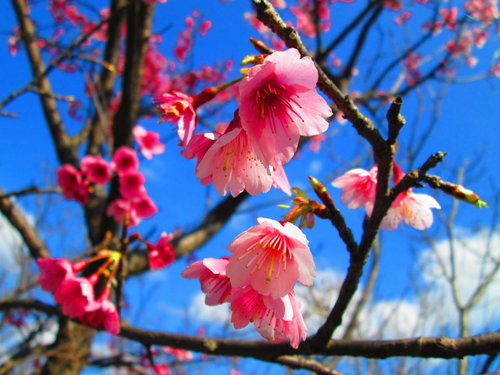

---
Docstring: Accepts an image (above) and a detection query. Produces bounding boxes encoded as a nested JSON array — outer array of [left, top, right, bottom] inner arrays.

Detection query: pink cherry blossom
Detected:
[[331, 166, 378, 209], [133, 194, 158, 219], [81, 155, 111, 184], [107, 194, 158, 227], [54, 278, 97, 318], [199, 20, 212, 36], [238, 48, 332, 166], [229, 288, 307, 349], [111, 146, 139, 176], [106, 198, 140, 227], [56, 164, 89, 205], [162, 347, 193, 361], [181, 257, 232, 305], [181, 129, 223, 185], [464, 0, 499, 25], [119, 171, 146, 199], [147, 232, 175, 270], [133, 126, 165, 160], [38, 258, 75, 293], [79, 299, 120, 334], [226, 218, 315, 299], [154, 91, 196, 146], [196, 117, 278, 197], [334, 164, 441, 230]]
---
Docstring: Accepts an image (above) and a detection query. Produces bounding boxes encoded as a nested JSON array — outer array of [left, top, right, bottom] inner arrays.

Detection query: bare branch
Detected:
[[0, 187, 50, 259]]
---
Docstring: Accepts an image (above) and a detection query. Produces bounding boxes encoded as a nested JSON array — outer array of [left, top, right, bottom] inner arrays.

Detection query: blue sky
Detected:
[[0, 0, 499, 374]]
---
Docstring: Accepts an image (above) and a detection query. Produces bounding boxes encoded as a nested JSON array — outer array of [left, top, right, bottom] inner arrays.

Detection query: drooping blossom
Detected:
[[133, 126, 165, 159], [181, 257, 232, 305], [147, 232, 175, 270], [238, 48, 332, 166], [119, 171, 146, 199], [163, 347, 194, 361], [366, 164, 441, 230], [56, 164, 89, 205], [331, 166, 378, 209], [81, 155, 112, 184], [229, 287, 307, 349], [364, 189, 441, 231], [38, 251, 122, 334], [464, 0, 499, 25], [111, 146, 139, 176], [154, 88, 217, 147], [54, 277, 98, 318], [106, 193, 158, 227], [79, 299, 120, 335], [226, 218, 315, 299], [155, 91, 196, 147], [38, 258, 75, 293], [333, 164, 441, 230], [133, 194, 158, 219], [196, 115, 280, 197]]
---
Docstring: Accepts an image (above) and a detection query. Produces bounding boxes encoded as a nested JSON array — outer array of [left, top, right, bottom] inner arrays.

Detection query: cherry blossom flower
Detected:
[[196, 117, 279, 197], [119, 171, 146, 199], [181, 257, 232, 305], [79, 299, 120, 335], [133, 194, 158, 219], [38, 258, 75, 293], [147, 232, 175, 270], [229, 288, 307, 349], [238, 48, 332, 166], [56, 164, 89, 205], [162, 347, 193, 361], [333, 164, 441, 230], [464, 0, 499, 25], [54, 277, 98, 318], [226, 218, 315, 299], [81, 155, 112, 184], [106, 194, 158, 227], [107, 198, 139, 227], [199, 20, 212, 36], [133, 126, 165, 159], [38, 251, 122, 333], [111, 146, 139, 176], [155, 91, 196, 146], [331, 166, 378, 209]]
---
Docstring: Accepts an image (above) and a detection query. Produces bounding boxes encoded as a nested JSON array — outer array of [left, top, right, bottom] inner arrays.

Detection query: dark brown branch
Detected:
[[272, 355, 348, 375], [0, 187, 60, 199], [0, 187, 50, 259], [311, 178, 358, 255], [10, 0, 86, 165], [386, 96, 405, 144], [1, 300, 499, 360]]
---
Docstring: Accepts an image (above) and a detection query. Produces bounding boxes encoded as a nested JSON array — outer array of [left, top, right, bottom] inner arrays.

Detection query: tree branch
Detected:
[[0, 187, 50, 259], [1, 300, 499, 360]]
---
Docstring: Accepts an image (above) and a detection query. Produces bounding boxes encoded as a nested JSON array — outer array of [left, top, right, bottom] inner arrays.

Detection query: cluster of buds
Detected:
[[281, 186, 326, 229], [37, 250, 122, 334]]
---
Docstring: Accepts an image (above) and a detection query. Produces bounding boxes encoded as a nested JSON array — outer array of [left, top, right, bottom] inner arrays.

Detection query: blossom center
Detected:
[[254, 82, 305, 134]]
